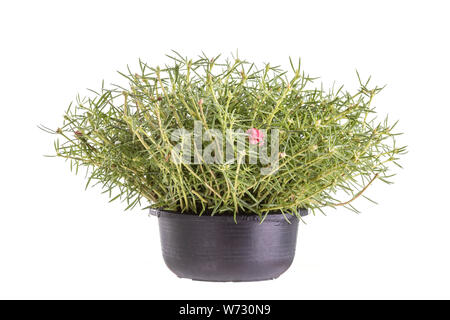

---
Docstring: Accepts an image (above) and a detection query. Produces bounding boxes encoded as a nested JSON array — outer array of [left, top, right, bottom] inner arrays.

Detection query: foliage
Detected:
[[42, 52, 405, 220]]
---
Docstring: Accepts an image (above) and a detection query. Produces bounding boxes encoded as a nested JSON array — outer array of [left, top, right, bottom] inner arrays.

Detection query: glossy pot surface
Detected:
[[151, 209, 307, 282]]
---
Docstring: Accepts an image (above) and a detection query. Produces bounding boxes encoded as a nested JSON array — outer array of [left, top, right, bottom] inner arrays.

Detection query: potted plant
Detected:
[[42, 53, 405, 282]]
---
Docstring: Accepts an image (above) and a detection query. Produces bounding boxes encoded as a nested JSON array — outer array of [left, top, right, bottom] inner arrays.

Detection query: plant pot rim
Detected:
[[150, 207, 308, 222]]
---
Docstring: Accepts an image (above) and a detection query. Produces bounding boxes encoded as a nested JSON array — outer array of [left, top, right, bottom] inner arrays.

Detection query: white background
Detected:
[[1, 0, 449, 300]]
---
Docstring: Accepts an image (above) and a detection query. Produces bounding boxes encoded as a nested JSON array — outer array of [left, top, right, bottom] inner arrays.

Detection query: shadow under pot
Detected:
[[150, 208, 308, 282]]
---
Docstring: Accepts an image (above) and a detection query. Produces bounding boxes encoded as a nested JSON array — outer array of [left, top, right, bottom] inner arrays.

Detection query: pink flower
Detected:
[[246, 128, 264, 146]]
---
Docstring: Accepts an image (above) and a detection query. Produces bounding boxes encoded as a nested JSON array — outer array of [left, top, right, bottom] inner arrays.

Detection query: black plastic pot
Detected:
[[151, 208, 307, 282]]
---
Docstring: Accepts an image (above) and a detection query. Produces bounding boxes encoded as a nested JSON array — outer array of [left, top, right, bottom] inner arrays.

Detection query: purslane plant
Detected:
[[42, 53, 405, 220]]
